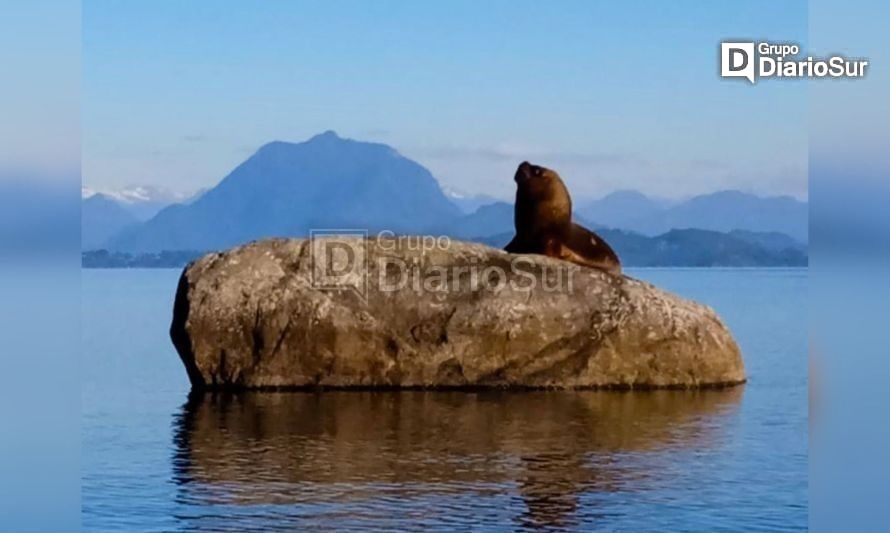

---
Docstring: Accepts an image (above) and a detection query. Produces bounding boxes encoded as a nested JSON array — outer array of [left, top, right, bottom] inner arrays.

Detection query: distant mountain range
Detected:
[[82, 131, 808, 267], [577, 189, 808, 243], [103, 131, 460, 252], [442, 188, 503, 214], [474, 228, 807, 267], [81, 194, 139, 250], [442, 200, 609, 241], [576, 190, 669, 231], [82, 185, 197, 221]]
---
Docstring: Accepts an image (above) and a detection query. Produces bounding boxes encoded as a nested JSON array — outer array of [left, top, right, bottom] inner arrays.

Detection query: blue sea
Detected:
[[81, 268, 807, 531]]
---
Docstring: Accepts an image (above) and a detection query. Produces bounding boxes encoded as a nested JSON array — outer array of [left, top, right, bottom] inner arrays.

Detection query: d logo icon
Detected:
[[721, 42, 755, 84], [309, 229, 368, 300]]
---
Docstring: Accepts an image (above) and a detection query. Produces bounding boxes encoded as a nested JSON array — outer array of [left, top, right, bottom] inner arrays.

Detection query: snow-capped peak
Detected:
[[442, 186, 467, 199], [81, 185, 194, 204]]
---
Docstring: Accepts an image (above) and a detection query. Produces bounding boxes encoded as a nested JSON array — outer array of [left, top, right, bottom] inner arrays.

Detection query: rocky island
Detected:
[[170, 237, 745, 389]]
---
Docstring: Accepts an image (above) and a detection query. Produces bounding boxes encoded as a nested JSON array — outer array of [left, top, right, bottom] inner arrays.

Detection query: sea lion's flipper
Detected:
[[543, 236, 563, 258], [560, 223, 622, 275], [558, 245, 620, 275]]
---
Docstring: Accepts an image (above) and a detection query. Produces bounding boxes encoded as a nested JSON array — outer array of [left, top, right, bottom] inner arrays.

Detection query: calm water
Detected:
[[82, 268, 807, 531]]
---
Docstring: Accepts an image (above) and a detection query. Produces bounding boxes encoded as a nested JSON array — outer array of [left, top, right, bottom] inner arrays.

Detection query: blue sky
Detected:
[[83, 0, 808, 201]]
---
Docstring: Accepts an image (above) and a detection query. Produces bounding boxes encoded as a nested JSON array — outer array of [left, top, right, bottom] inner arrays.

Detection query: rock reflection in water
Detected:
[[172, 389, 742, 530]]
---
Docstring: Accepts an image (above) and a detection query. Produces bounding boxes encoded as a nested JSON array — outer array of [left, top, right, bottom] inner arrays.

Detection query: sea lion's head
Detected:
[[515, 161, 558, 184], [512, 161, 572, 236], [514, 161, 570, 202]]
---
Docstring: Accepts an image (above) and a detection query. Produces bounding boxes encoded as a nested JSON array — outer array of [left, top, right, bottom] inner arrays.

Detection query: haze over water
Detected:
[[82, 268, 806, 531]]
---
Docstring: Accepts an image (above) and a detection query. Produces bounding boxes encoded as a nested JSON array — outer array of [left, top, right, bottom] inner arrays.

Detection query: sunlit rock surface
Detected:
[[170, 237, 745, 389]]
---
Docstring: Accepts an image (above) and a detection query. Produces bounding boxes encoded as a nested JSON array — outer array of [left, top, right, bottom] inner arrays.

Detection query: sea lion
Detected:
[[504, 161, 622, 275]]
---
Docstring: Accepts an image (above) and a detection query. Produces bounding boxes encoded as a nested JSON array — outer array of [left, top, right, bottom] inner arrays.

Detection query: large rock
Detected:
[[170, 237, 745, 389]]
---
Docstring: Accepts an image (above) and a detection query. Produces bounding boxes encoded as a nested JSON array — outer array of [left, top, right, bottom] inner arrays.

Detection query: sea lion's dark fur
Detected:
[[505, 161, 622, 275]]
